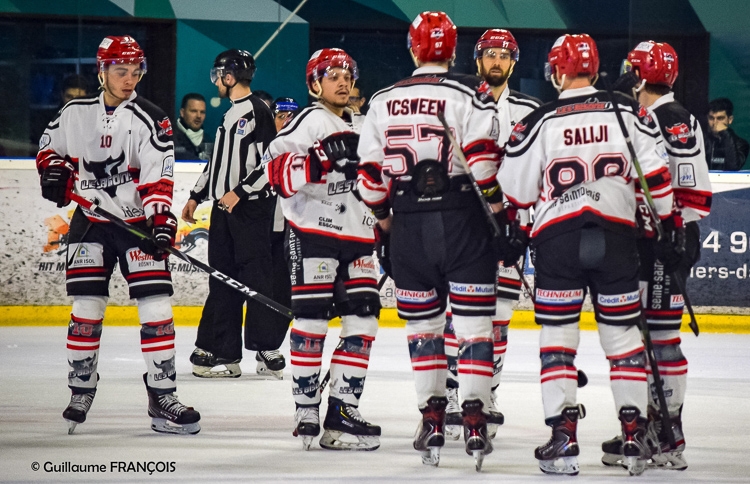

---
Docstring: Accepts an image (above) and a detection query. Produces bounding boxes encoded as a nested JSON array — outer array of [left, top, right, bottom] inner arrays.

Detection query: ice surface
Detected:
[[1, 325, 748, 482]]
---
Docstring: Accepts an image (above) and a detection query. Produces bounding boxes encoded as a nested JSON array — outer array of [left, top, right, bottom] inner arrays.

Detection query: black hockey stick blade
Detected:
[[69, 193, 293, 319]]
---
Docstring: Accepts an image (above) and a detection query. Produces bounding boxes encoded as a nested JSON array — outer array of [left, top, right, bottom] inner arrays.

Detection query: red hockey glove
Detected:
[[139, 211, 177, 261], [41, 159, 75, 207]]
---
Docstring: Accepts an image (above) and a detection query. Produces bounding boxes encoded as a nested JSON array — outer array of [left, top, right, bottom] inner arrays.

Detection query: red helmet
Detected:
[[545, 33, 599, 81], [97, 35, 147, 73], [408, 11, 457, 63], [474, 29, 519, 62], [306, 48, 358, 93], [626, 41, 678, 88]]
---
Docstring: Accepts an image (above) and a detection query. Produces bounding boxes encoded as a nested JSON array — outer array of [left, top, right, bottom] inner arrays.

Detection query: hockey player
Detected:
[[443, 28, 542, 441], [37, 35, 200, 435], [263, 48, 382, 451], [356, 11, 502, 469], [498, 34, 682, 476], [183, 49, 288, 380], [601, 40, 712, 471]]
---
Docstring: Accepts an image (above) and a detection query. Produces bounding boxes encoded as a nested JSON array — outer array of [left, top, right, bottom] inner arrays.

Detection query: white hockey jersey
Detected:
[[495, 87, 541, 146], [647, 93, 712, 223], [499, 86, 674, 243], [262, 103, 375, 248], [356, 66, 501, 216], [37, 91, 174, 222]]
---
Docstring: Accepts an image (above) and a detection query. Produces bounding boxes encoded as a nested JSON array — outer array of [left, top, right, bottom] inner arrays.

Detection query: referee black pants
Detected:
[[195, 196, 290, 360]]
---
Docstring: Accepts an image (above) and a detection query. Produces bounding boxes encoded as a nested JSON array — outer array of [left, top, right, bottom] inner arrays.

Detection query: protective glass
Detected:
[[99, 58, 147, 74], [621, 59, 633, 75], [209, 66, 226, 84]]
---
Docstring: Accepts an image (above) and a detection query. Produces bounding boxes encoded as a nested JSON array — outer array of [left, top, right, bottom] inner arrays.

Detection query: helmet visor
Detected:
[[209, 66, 226, 84], [99, 57, 147, 74], [621, 59, 634, 76]]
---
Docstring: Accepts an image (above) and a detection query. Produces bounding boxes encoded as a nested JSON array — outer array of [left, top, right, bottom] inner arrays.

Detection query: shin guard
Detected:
[[67, 296, 106, 391]]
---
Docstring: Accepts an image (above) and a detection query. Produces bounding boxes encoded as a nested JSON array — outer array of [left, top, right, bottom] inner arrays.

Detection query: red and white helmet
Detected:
[[97, 35, 147, 73], [306, 48, 358, 95], [626, 41, 678, 88], [408, 11, 457, 64], [474, 29, 519, 62], [545, 34, 599, 83]]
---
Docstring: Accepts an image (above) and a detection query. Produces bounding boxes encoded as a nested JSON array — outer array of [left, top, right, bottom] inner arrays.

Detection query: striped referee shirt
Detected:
[[190, 93, 276, 202]]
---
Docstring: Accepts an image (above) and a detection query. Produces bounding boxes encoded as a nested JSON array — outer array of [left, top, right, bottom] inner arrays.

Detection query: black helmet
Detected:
[[210, 49, 256, 83]]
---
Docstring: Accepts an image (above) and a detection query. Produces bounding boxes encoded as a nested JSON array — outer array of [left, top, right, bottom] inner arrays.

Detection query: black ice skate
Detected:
[[256, 350, 285, 380], [145, 375, 201, 435], [292, 405, 320, 451], [535, 405, 585, 475], [320, 398, 380, 451], [444, 386, 462, 440], [190, 347, 241, 378], [620, 406, 651, 476], [462, 399, 493, 472], [414, 396, 447, 466], [62, 388, 96, 434]]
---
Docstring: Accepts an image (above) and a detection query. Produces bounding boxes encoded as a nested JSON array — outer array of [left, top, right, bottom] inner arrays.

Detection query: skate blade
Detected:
[[255, 364, 284, 380], [625, 456, 647, 476], [538, 456, 579, 475], [473, 450, 484, 472], [445, 424, 461, 441], [65, 420, 79, 435], [192, 364, 241, 378], [150, 418, 201, 435], [649, 453, 688, 471], [601, 452, 624, 467], [421, 447, 440, 467], [319, 430, 380, 451], [301, 435, 314, 451]]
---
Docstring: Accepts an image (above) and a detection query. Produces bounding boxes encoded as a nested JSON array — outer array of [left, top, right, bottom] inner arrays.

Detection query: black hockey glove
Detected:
[[41, 159, 75, 208], [374, 225, 392, 279], [308, 131, 360, 181], [492, 208, 529, 267], [139, 211, 177, 261], [612, 71, 640, 95], [653, 213, 686, 272]]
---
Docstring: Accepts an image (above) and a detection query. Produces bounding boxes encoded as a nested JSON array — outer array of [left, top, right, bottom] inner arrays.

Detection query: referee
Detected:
[[181, 49, 289, 379]]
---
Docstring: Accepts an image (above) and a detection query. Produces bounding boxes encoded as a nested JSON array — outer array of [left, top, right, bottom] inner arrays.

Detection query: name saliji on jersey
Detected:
[[563, 125, 609, 145]]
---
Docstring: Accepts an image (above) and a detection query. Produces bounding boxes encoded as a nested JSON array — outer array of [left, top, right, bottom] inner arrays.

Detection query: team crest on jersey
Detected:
[[237, 118, 248, 135], [157, 117, 173, 137], [665, 123, 694, 144], [162, 155, 174, 177], [510, 122, 527, 142], [637, 105, 652, 123], [678, 163, 696, 187], [39, 133, 51, 150]]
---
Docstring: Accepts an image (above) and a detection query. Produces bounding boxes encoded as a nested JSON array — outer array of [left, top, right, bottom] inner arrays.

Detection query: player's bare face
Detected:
[[480, 48, 513, 87], [181, 100, 206, 130], [102, 64, 143, 106], [319, 67, 352, 108]]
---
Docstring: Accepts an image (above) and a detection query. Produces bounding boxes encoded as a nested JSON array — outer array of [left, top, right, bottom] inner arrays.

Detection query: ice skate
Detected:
[[462, 399, 492, 472], [256, 350, 285, 380], [190, 348, 241, 378], [487, 390, 504, 439], [444, 386, 462, 440], [601, 434, 625, 467], [620, 406, 651, 476], [292, 406, 320, 451], [145, 375, 201, 435], [62, 389, 96, 434], [319, 398, 380, 451], [414, 396, 447, 466], [535, 405, 585, 475], [647, 407, 687, 470]]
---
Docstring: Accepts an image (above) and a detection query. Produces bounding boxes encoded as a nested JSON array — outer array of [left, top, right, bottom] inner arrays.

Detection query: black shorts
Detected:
[[533, 225, 640, 327], [65, 208, 173, 299]]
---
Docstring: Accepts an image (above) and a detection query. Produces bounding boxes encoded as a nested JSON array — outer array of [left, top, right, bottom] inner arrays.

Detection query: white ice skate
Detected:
[[293, 406, 320, 451], [444, 387, 462, 440]]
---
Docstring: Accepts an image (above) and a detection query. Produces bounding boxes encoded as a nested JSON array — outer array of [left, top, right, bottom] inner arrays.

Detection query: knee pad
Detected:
[[136, 294, 173, 324], [291, 318, 329, 336], [340, 315, 378, 339], [651, 329, 686, 364], [598, 324, 644, 360], [539, 348, 577, 383], [494, 297, 514, 322], [540, 323, 579, 349], [334, 335, 374, 357], [72, 295, 107, 321], [451, 314, 492, 341]]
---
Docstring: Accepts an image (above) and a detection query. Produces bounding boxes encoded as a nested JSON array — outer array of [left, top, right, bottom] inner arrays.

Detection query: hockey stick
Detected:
[[317, 272, 390, 394], [254, 0, 309, 59], [436, 111, 535, 302], [599, 72, 677, 450], [69, 193, 293, 319]]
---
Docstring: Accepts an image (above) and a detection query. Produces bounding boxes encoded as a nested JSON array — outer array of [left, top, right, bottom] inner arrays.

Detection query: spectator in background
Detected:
[[60, 74, 88, 105], [30, 74, 90, 153], [706, 97, 749, 170], [254, 89, 274, 108], [348, 85, 366, 113], [174, 93, 211, 161]]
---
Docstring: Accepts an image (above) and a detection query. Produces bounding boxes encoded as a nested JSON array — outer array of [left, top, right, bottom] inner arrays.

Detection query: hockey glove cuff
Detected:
[[41, 160, 75, 207], [139, 211, 177, 261], [654, 213, 686, 272], [493, 207, 528, 267]]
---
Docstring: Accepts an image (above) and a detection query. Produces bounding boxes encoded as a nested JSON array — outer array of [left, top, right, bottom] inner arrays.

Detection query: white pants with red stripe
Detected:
[[66, 295, 177, 393]]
